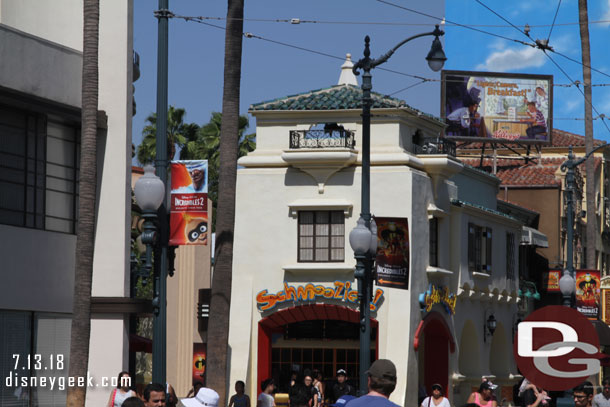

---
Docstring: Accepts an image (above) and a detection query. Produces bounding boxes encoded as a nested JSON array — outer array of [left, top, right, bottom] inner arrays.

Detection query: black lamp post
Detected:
[[349, 25, 446, 394], [559, 144, 607, 307]]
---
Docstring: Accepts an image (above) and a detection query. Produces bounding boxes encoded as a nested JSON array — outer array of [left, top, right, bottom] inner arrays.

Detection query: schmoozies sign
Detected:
[[256, 281, 384, 312]]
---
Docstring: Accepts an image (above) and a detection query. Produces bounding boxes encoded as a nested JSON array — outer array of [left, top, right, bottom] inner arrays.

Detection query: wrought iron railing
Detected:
[[289, 130, 356, 149], [413, 138, 456, 157]]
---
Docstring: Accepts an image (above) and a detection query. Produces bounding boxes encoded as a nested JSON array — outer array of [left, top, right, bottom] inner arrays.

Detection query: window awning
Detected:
[[521, 226, 549, 248], [593, 320, 610, 347]]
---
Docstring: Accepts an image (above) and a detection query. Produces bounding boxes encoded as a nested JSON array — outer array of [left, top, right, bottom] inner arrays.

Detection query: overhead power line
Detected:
[[471, 1, 610, 135], [190, 15, 610, 28]]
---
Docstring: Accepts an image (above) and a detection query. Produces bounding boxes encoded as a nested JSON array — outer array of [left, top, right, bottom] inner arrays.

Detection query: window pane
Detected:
[[45, 190, 74, 220], [300, 236, 314, 249], [0, 181, 25, 211], [316, 236, 329, 249], [300, 249, 313, 262], [315, 248, 329, 261], [47, 121, 76, 142], [45, 217, 73, 233], [331, 236, 344, 248], [315, 223, 329, 236], [46, 137, 75, 167], [0, 311, 31, 407], [315, 211, 329, 224], [330, 223, 344, 236], [330, 248, 344, 261], [300, 224, 314, 236], [299, 211, 314, 224]]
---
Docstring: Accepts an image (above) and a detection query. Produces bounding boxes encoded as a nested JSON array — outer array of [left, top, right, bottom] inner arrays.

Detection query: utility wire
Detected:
[[544, 51, 610, 133], [388, 80, 428, 96], [547, 0, 563, 41], [375, 0, 535, 48], [472, 1, 610, 135], [187, 15, 610, 28], [169, 13, 610, 93], [550, 50, 610, 80], [474, 0, 533, 43]]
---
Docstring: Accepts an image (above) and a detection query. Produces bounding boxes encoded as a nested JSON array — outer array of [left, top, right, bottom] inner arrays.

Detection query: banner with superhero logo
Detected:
[[375, 217, 409, 290], [170, 160, 208, 245], [575, 269, 600, 320]]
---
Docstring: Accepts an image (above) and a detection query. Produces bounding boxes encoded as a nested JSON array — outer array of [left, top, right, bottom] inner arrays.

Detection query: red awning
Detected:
[[130, 334, 152, 353]]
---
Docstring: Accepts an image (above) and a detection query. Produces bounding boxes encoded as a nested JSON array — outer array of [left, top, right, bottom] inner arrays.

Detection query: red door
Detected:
[[423, 319, 449, 396]]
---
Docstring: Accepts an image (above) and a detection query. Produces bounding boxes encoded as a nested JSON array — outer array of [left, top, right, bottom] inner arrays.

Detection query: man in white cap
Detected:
[[174, 161, 208, 193], [179, 387, 220, 407]]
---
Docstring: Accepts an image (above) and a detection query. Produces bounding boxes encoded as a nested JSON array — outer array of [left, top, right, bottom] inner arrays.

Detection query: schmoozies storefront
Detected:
[[226, 277, 458, 406]]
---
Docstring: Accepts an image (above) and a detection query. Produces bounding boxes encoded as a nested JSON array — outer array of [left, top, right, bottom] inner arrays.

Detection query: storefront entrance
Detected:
[[258, 304, 378, 394], [414, 311, 455, 397]]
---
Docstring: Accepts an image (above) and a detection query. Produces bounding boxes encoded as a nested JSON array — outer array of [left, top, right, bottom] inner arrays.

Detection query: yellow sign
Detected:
[[256, 281, 384, 312], [419, 285, 456, 315]]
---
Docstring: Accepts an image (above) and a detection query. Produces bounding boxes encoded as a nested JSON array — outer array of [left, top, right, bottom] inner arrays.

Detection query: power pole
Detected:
[[578, 0, 596, 269]]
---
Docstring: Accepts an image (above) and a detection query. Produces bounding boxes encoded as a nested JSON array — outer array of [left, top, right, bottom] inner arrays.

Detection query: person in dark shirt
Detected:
[[331, 370, 355, 403]]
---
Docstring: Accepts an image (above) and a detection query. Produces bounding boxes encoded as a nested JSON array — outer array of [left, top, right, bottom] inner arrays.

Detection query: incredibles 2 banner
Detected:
[[375, 217, 410, 290], [170, 160, 208, 246], [575, 269, 600, 320]]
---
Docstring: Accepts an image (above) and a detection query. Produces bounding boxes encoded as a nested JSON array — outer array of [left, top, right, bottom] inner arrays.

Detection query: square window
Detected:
[[298, 211, 344, 262]]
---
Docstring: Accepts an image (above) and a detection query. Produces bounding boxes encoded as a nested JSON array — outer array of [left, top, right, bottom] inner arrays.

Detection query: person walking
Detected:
[[420, 384, 450, 407], [467, 381, 498, 407], [312, 370, 325, 407], [229, 380, 251, 407], [593, 380, 610, 407], [331, 370, 354, 403], [258, 379, 276, 407], [107, 371, 136, 407], [346, 359, 400, 407], [180, 387, 219, 407], [143, 383, 166, 407], [574, 382, 594, 407]]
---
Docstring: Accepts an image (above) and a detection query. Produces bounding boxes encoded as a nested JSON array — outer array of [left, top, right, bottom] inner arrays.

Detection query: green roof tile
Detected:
[[251, 84, 403, 111]]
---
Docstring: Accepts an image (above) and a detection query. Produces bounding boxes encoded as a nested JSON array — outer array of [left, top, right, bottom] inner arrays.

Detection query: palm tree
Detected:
[[136, 106, 199, 165], [205, 0, 244, 403], [67, 0, 99, 406], [181, 111, 255, 226], [578, 0, 596, 268]]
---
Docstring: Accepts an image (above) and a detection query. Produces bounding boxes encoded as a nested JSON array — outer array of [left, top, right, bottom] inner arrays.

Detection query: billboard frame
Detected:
[[441, 69, 553, 145]]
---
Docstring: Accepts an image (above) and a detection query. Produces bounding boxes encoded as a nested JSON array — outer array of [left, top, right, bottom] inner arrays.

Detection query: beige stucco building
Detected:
[[227, 61, 523, 407]]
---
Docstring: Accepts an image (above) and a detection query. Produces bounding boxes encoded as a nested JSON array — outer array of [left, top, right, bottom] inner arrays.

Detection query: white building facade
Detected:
[[227, 63, 522, 406], [0, 1, 134, 406]]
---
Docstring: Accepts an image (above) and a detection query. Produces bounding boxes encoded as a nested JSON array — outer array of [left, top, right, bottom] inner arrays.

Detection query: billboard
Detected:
[[575, 269, 600, 320], [375, 217, 409, 290], [170, 160, 209, 246], [442, 70, 553, 143]]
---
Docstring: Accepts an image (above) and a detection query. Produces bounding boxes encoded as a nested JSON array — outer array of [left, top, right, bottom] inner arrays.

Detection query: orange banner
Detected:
[[170, 161, 208, 246]]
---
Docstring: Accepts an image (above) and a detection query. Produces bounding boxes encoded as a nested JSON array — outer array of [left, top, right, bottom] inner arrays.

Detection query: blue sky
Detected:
[[132, 0, 610, 160]]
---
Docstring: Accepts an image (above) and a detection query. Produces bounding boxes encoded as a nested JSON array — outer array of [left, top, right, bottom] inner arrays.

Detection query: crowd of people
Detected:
[[106, 365, 608, 407]]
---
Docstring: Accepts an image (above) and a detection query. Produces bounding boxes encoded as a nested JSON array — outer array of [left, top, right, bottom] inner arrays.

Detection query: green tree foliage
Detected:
[[181, 112, 255, 219], [136, 106, 199, 165]]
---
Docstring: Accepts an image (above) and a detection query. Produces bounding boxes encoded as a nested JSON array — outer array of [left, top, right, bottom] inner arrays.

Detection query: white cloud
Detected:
[[602, 0, 610, 27], [564, 99, 582, 112], [475, 46, 547, 72]]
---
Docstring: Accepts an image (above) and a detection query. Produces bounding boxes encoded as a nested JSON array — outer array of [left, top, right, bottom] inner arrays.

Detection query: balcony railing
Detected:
[[414, 138, 456, 157], [289, 130, 355, 149]]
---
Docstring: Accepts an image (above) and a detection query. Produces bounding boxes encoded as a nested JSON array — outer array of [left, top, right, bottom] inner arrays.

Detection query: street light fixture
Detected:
[[559, 144, 608, 307], [350, 25, 446, 394]]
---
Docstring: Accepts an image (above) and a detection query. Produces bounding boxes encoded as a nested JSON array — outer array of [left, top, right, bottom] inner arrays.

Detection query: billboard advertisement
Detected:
[[170, 160, 208, 246], [375, 217, 409, 290], [575, 269, 600, 320], [442, 70, 553, 143]]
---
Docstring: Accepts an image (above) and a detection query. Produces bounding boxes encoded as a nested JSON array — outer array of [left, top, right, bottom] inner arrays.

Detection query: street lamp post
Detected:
[[349, 26, 446, 394], [152, 0, 170, 385], [559, 144, 608, 307]]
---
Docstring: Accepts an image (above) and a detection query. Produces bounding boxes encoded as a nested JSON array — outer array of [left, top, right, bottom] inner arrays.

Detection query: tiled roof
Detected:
[[451, 199, 519, 222], [457, 128, 606, 150], [551, 129, 606, 148], [461, 157, 564, 187], [249, 84, 442, 123], [461, 156, 602, 187]]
